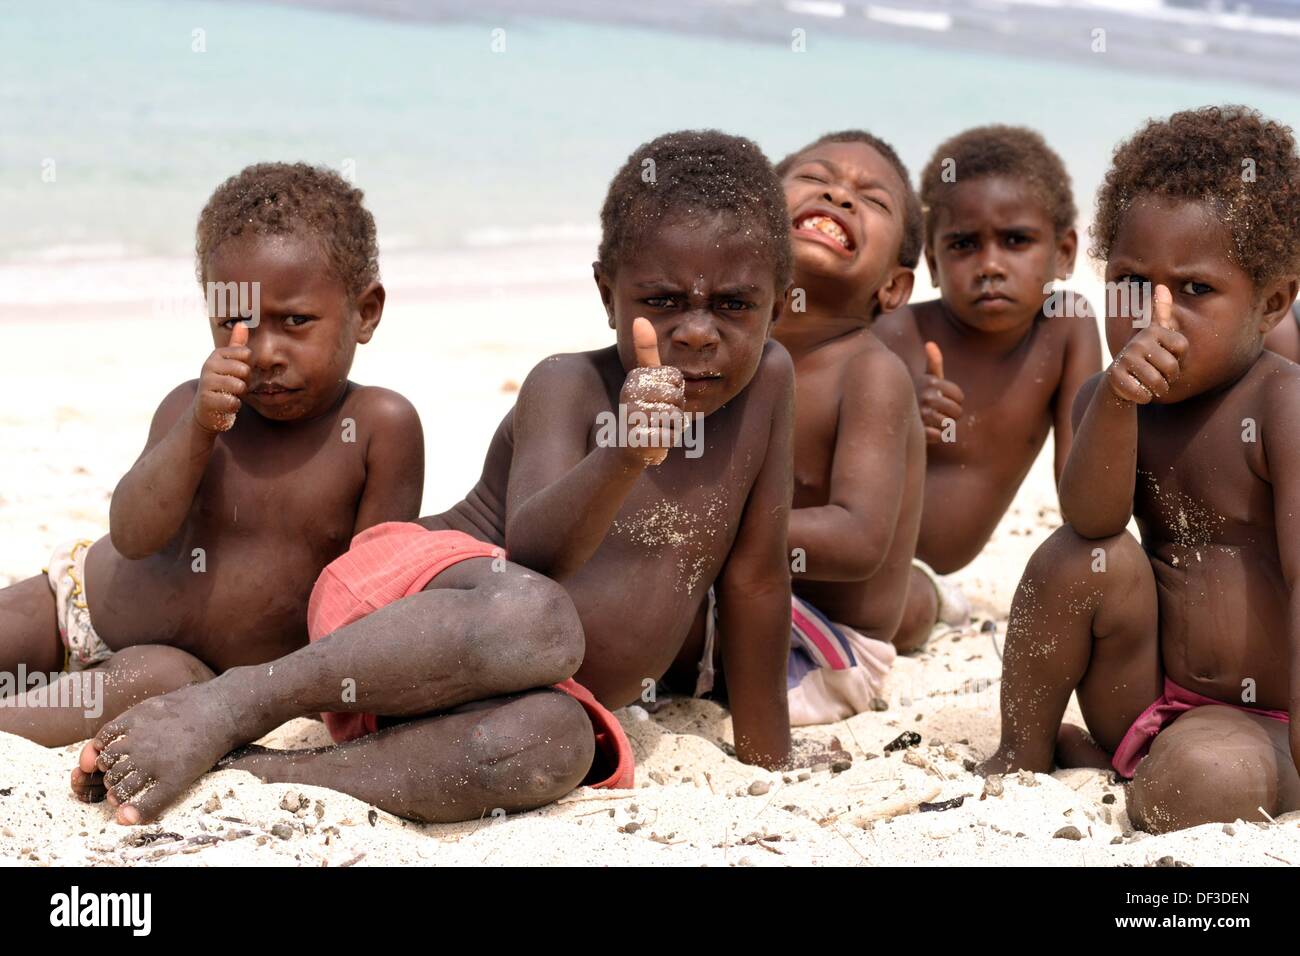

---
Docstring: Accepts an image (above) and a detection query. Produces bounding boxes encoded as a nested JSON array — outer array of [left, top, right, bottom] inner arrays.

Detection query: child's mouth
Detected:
[[793, 213, 855, 254]]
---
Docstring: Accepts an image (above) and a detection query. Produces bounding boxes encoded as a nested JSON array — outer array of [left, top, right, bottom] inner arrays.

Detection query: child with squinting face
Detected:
[[981, 107, 1300, 833], [433, 129, 798, 765]]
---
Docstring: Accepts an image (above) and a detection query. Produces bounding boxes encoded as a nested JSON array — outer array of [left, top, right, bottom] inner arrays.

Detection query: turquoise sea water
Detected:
[[4, 0, 1300, 269]]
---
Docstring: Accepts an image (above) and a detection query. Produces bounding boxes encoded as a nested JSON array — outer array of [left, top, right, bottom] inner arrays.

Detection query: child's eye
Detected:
[[1180, 281, 1213, 296], [798, 174, 827, 184], [862, 194, 889, 211], [1005, 234, 1032, 247], [286, 314, 315, 327], [642, 297, 676, 309], [949, 238, 975, 251], [717, 299, 752, 312]]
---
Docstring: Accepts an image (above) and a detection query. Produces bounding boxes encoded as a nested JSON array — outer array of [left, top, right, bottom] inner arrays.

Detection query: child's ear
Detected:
[[593, 261, 616, 329], [354, 281, 385, 344], [876, 267, 915, 316], [923, 243, 939, 289], [1055, 228, 1079, 281], [769, 282, 793, 334], [1258, 276, 1299, 334]]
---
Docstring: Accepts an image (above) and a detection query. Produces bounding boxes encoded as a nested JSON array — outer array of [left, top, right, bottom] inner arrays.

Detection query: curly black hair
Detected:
[[598, 129, 793, 290], [920, 125, 1076, 245], [775, 130, 923, 269], [196, 162, 379, 296], [1092, 106, 1300, 287]]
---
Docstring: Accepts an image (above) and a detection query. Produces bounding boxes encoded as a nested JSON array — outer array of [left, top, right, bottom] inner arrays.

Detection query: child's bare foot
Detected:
[[1054, 723, 1113, 770], [975, 747, 1047, 777], [70, 680, 243, 824]]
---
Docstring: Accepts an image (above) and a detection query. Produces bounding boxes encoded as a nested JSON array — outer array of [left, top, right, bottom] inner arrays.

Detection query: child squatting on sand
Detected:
[[0, 163, 426, 748], [980, 106, 1300, 833], [68, 129, 806, 825]]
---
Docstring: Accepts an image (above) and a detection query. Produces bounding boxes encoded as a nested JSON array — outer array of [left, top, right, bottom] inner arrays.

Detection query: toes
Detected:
[[109, 769, 148, 805], [119, 782, 168, 825], [77, 740, 102, 774], [69, 766, 107, 804]]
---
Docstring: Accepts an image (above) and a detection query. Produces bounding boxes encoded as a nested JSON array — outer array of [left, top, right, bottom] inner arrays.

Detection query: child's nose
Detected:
[[672, 312, 720, 351], [820, 185, 853, 210], [246, 327, 285, 367]]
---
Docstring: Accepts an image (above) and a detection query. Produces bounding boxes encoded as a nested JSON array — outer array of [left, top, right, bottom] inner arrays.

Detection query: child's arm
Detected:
[[1050, 302, 1104, 486], [351, 389, 426, 535], [789, 350, 914, 580], [716, 347, 795, 769], [506, 321, 681, 579], [1265, 369, 1300, 775], [109, 324, 253, 559], [1060, 286, 1183, 537]]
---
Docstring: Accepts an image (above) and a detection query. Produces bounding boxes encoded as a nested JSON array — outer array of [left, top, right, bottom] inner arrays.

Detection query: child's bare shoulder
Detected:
[[342, 385, 421, 430], [519, 349, 611, 398], [746, 338, 795, 398], [873, 303, 926, 358]]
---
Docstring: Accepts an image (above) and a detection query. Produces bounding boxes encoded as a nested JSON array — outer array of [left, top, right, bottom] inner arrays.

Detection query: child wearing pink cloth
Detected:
[[1111, 678, 1289, 780], [308, 521, 634, 790]]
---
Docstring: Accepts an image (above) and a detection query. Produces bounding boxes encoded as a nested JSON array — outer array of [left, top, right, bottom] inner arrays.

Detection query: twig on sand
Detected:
[[338, 851, 366, 867], [555, 791, 637, 806], [849, 783, 943, 827], [1258, 806, 1278, 825]]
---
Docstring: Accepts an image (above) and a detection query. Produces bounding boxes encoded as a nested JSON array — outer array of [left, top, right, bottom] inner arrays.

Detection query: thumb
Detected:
[[1151, 284, 1176, 332], [632, 317, 661, 368], [229, 321, 249, 348], [924, 341, 944, 379]]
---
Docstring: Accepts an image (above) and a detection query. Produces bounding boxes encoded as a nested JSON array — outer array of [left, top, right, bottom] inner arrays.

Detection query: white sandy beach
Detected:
[[1, 249, 1297, 867]]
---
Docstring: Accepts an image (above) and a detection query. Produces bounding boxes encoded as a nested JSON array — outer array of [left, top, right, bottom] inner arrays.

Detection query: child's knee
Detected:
[[477, 571, 584, 684], [106, 645, 215, 698], [1023, 526, 1146, 596], [476, 691, 594, 803]]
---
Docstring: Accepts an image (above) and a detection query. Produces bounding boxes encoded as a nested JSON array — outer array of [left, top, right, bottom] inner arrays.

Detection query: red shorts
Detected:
[[1111, 676, 1289, 779], [307, 521, 634, 789]]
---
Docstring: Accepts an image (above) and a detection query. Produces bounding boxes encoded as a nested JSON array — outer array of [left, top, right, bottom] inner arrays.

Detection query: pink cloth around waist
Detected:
[[1111, 676, 1289, 779]]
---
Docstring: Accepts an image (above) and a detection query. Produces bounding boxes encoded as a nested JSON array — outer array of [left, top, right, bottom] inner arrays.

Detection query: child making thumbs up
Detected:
[[0, 163, 426, 750], [983, 107, 1300, 832], [875, 125, 1101, 647]]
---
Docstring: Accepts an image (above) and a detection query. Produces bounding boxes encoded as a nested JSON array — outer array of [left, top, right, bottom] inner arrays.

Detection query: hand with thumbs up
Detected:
[[619, 317, 685, 466], [193, 321, 253, 434], [918, 341, 965, 444], [1106, 284, 1187, 404]]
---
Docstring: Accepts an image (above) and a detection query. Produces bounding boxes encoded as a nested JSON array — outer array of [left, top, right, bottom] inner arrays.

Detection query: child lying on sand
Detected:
[[875, 126, 1101, 584], [0, 163, 424, 746], [70, 129, 800, 824], [980, 106, 1300, 833]]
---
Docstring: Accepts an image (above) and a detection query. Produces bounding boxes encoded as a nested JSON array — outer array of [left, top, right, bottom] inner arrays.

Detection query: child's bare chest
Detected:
[[1137, 405, 1271, 550], [191, 424, 366, 553]]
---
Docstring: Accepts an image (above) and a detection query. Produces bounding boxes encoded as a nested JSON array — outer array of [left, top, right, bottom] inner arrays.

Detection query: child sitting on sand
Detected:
[[875, 127, 1101, 592], [69, 130, 798, 825], [762, 131, 926, 722], [979, 106, 1300, 833], [0, 162, 425, 746]]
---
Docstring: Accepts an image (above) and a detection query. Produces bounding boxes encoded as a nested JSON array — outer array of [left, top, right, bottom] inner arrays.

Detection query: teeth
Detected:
[[798, 215, 849, 249]]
